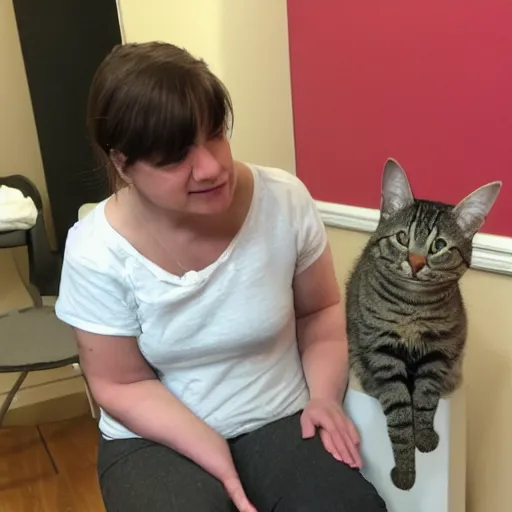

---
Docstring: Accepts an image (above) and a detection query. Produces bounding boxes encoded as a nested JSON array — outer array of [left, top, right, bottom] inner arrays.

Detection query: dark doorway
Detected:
[[12, 0, 122, 253]]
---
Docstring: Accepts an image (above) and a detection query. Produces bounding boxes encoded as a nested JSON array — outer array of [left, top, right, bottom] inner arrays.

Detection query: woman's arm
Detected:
[[293, 243, 348, 401], [292, 243, 361, 467], [75, 329, 256, 512]]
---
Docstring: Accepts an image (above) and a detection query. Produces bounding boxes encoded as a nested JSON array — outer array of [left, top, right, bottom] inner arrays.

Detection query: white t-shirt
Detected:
[[55, 164, 328, 440]]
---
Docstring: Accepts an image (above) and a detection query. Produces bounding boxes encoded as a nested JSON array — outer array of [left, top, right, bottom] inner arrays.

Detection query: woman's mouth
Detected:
[[189, 182, 226, 195]]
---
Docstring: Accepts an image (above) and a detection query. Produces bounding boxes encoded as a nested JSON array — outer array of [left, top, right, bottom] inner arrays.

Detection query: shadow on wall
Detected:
[[117, 0, 295, 174], [460, 272, 512, 510], [217, 0, 296, 173]]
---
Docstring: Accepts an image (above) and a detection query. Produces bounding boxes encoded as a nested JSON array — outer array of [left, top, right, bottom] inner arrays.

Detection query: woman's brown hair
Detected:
[[86, 41, 233, 191]]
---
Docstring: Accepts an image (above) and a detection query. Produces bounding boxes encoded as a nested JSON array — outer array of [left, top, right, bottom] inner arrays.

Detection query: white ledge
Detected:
[[316, 200, 512, 276]]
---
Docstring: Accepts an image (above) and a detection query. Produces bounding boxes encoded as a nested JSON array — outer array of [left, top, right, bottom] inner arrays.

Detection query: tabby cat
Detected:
[[345, 158, 502, 491]]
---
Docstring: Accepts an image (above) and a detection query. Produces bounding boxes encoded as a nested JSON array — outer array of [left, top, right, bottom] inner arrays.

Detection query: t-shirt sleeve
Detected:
[[292, 176, 329, 275], [55, 240, 141, 337]]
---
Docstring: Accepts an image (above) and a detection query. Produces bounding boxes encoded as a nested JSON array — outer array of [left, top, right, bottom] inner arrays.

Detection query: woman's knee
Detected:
[[275, 474, 388, 512], [277, 493, 387, 512]]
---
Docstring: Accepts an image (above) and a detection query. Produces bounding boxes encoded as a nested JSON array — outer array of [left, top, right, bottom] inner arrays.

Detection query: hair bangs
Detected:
[[109, 61, 233, 168]]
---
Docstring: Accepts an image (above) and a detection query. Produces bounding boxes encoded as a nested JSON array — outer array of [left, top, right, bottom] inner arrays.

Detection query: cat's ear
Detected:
[[380, 158, 415, 220], [452, 181, 502, 237]]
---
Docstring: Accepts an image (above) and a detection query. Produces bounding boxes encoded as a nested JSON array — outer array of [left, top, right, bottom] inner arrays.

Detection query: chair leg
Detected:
[[0, 371, 28, 427]]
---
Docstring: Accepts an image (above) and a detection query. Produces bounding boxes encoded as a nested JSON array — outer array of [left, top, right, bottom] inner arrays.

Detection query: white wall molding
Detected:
[[316, 200, 512, 277]]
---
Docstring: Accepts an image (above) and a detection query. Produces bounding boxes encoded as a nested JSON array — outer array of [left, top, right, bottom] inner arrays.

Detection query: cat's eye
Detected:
[[396, 231, 408, 246], [431, 238, 447, 253]]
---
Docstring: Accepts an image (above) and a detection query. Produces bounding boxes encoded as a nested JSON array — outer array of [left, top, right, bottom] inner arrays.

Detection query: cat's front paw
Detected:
[[390, 466, 415, 491], [415, 428, 439, 453]]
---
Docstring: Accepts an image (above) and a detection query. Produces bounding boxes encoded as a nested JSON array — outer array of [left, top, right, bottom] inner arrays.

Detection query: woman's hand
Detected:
[[300, 398, 362, 469], [222, 474, 258, 512], [211, 440, 258, 512]]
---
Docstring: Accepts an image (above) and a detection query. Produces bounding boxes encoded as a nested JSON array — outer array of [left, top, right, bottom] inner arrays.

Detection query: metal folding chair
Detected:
[[0, 175, 79, 426]]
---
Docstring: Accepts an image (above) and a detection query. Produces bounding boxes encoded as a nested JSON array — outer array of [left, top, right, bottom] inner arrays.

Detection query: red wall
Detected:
[[287, 1, 512, 237]]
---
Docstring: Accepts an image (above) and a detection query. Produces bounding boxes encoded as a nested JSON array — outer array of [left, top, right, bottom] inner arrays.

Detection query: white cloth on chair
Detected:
[[0, 185, 38, 231]]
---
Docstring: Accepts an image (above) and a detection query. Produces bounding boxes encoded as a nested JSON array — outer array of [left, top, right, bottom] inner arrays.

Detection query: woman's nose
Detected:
[[191, 145, 222, 182]]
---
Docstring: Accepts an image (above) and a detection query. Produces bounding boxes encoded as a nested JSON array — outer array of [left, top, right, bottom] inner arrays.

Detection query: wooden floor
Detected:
[[0, 415, 106, 512]]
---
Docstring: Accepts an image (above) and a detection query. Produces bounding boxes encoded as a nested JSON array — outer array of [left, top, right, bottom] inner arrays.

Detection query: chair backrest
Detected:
[[0, 175, 62, 303]]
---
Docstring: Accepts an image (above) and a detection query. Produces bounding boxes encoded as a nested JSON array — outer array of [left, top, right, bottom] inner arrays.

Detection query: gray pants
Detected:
[[98, 411, 387, 511]]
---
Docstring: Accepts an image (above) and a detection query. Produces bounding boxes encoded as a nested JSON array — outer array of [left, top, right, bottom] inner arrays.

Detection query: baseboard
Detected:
[[0, 364, 82, 395], [2, 390, 91, 427], [0, 372, 91, 426], [316, 200, 512, 276]]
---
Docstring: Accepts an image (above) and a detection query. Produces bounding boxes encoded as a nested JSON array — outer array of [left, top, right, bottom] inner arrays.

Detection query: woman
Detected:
[[55, 41, 387, 511]]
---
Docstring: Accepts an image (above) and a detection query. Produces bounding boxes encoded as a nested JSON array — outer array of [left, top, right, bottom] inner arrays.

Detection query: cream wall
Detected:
[[1, 0, 511, 510], [117, 0, 296, 174]]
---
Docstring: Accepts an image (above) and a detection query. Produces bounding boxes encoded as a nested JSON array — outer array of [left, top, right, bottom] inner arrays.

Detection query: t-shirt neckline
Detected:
[[95, 163, 259, 286]]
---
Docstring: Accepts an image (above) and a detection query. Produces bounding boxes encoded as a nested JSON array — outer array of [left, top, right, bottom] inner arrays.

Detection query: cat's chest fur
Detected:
[[355, 270, 466, 351]]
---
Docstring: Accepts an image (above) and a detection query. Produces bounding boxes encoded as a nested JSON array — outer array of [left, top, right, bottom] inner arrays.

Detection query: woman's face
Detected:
[[125, 135, 237, 216]]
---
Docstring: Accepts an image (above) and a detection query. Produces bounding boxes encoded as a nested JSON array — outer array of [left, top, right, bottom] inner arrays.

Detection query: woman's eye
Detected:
[[176, 148, 191, 163], [396, 231, 408, 245], [432, 238, 447, 252]]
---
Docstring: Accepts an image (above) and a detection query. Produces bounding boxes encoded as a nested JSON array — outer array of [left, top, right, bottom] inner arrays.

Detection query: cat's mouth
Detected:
[[396, 270, 439, 287]]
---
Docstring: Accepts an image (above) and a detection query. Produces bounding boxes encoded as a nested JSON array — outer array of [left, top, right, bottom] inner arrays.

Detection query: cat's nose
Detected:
[[408, 253, 426, 275]]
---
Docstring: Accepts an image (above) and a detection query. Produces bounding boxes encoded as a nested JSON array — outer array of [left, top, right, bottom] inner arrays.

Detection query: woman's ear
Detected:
[[109, 149, 132, 185]]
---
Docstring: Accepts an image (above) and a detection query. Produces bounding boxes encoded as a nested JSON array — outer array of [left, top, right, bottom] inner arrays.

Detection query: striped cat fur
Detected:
[[345, 158, 502, 491]]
